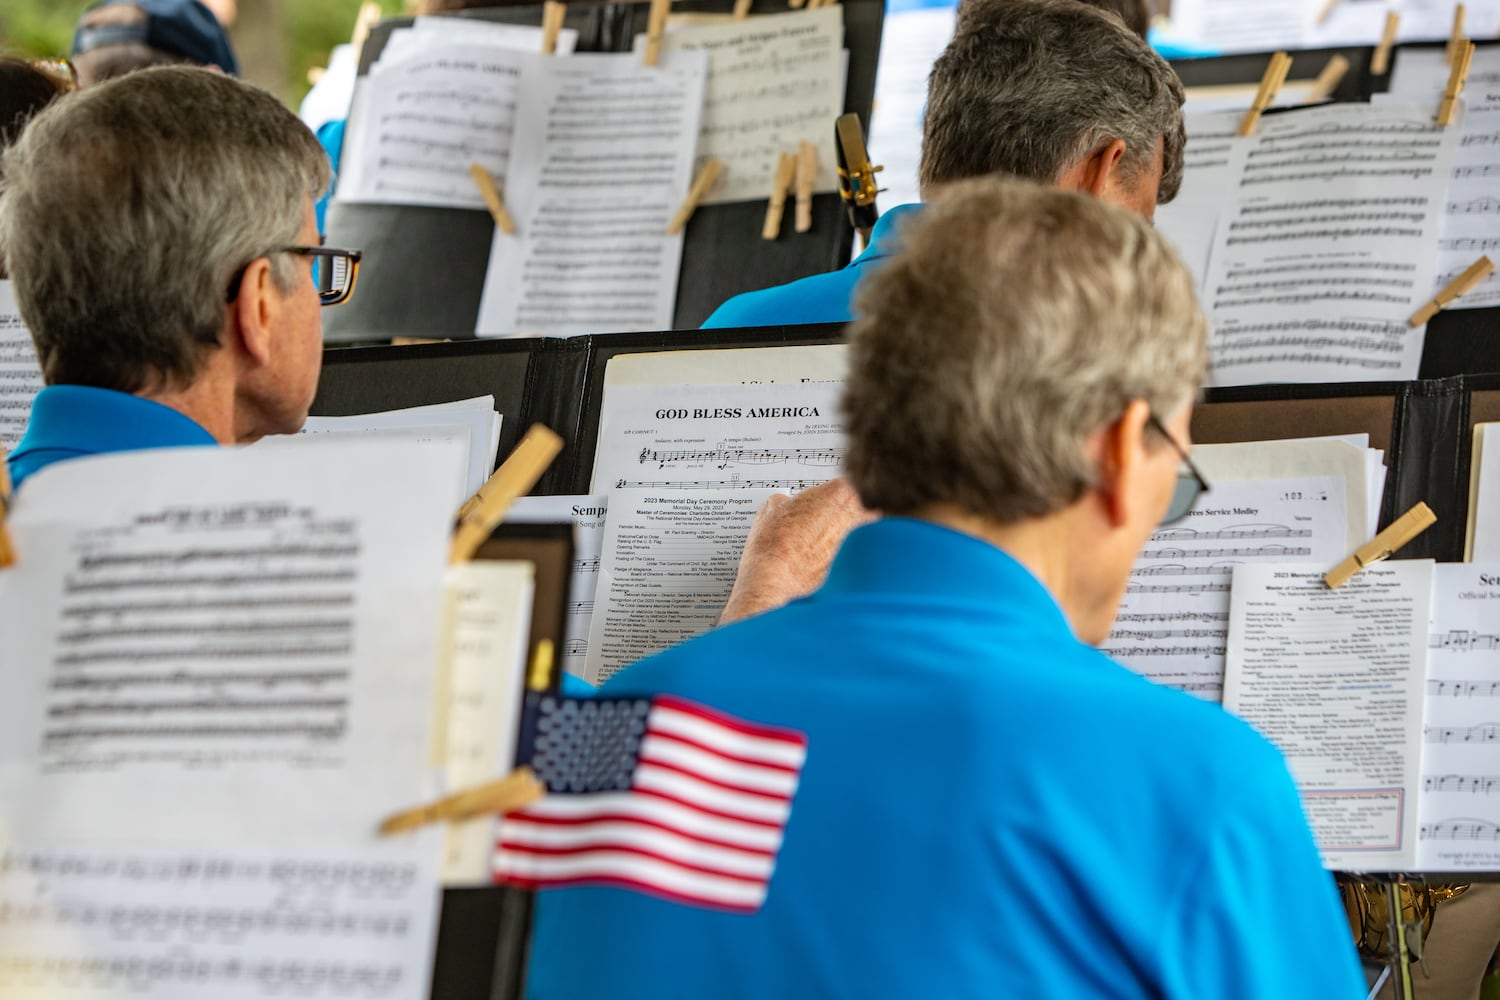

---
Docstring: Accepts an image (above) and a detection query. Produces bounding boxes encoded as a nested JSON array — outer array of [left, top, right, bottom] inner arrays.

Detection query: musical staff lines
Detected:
[[1420, 818, 1500, 841], [1424, 774, 1500, 795], [1426, 723, 1500, 744], [1431, 630, 1500, 652], [638, 444, 843, 468]]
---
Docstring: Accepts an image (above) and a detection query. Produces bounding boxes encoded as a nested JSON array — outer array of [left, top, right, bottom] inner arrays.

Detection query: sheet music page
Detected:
[[474, 51, 709, 337], [0, 437, 459, 848], [0, 842, 443, 1000], [437, 561, 533, 884], [0, 280, 43, 452], [603, 343, 848, 387], [1102, 476, 1348, 703], [633, 7, 846, 205], [1416, 563, 1500, 870], [586, 488, 772, 684], [507, 495, 608, 680], [590, 381, 845, 493], [1161, 0, 1315, 54], [1203, 101, 1459, 386], [1225, 561, 1435, 871], [1472, 423, 1500, 560], [1155, 111, 1241, 293], [865, 1, 956, 213]]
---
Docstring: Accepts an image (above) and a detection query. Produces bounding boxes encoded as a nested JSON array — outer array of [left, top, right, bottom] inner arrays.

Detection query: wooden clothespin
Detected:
[[541, 1, 566, 54], [1316, 0, 1343, 26], [1324, 502, 1437, 589], [643, 0, 671, 68], [794, 141, 817, 234], [469, 163, 517, 236], [352, 1, 382, 51], [451, 424, 563, 563], [0, 452, 15, 569], [762, 151, 796, 240], [732, 0, 753, 19], [666, 158, 724, 235], [378, 766, 545, 835], [1308, 54, 1350, 103], [1237, 52, 1292, 137], [1447, 4, 1468, 66], [1410, 256, 1495, 325], [1372, 12, 1400, 76], [788, 0, 807, 8], [1438, 40, 1475, 127], [527, 638, 556, 692]]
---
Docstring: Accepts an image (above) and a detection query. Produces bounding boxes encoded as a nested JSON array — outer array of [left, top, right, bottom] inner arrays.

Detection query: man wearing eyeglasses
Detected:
[[2, 67, 360, 492], [525, 178, 1365, 999]]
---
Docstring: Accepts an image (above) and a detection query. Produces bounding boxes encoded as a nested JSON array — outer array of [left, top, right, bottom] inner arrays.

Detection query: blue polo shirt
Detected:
[[7, 385, 217, 492], [525, 518, 1364, 1000], [700, 204, 922, 328]]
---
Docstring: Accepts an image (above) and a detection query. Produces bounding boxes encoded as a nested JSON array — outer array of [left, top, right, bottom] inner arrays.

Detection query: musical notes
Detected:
[[0, 281, 43, 451], [1420, 818, 1500, 841], [1204, 101, 1458, 385], [1424, 774, 1500, 795], [639, 444, 843, 468], [508, 495, 609, 682], [1430, 630, 1500, 652], [1426, 723, 1500, 744], [1428, 679, 1500, 698]]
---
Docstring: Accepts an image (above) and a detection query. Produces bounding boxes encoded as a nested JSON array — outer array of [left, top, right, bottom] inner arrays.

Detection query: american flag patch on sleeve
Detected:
[[494, 692, 808, 913]]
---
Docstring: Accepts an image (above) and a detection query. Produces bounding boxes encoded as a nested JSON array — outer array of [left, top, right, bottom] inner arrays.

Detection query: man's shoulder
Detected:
[[700, 270, 859, 329]]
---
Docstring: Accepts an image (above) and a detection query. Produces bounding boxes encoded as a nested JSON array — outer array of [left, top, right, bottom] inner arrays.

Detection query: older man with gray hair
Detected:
[[702, 0, 1183, 328], [524, 178, 1365, 999], [3, 67, 356, 491]]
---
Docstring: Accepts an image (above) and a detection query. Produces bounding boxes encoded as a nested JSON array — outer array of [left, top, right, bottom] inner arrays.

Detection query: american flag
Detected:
[[494, 692, 807, 913]]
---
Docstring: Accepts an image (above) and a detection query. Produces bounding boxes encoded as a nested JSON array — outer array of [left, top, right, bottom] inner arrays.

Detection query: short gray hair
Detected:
[[843, 177, 1207, 523], [920, 0, 1185, 204], [0, 67, 329, 392]]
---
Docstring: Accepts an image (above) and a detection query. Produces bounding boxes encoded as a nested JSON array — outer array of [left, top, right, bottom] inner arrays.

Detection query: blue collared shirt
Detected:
[[7, 384, 217, 492], [526, 517, 1364, 1000], [700, 204, 923, 329]]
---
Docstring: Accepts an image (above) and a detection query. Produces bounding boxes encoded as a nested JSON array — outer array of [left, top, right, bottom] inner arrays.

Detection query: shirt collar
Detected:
[[817, 516, 1075, 636], [850, 203, 922, 267], [10, 384, 217, 464]]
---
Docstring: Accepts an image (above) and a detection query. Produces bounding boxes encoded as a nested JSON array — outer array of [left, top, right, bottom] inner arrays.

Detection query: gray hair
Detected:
[[842, 177, 1207, 523], [0, 66, 329, 392], [920, 0, 1185, 204]]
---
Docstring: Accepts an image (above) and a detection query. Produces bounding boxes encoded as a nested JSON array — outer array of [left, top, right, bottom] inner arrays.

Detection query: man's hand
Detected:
[[719, 477, 875, 626]]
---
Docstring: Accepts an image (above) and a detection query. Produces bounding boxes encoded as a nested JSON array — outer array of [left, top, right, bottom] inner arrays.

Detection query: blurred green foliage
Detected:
[[0, 0, 408, 104]]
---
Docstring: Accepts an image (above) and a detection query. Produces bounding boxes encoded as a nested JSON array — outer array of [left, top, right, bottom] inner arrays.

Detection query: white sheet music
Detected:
[[1203, 102, 1459, 386], [0, 842, 442, 1000], [1103, 476, 1348, 703], [590, 381, 845, 493], [1226, 561, 1434, 871], [1417, 563, 1500, 870], [634, 8, 846, 205], [603, 343, 848, 387], [437, 561, 533, 884], [1164, 0, 1316, 55], [0, 438, 459, 848], [506, 495, 608, 680], [474, 51, 709, 337], [865, 3, 956, 213], [1155, 111, 1242, 293], [586, 488, 772, 684], [0, 280, 43, 452]]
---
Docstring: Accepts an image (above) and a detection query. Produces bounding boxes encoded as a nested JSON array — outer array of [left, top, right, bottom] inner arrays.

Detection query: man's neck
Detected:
[[139, 360, 243, 444]]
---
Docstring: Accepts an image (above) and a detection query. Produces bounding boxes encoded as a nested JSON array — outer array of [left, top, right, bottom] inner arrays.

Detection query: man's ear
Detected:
[[1071, 138, 1129, 199], [230, 257, 276, 369], [1093, 398, 1152, 529]]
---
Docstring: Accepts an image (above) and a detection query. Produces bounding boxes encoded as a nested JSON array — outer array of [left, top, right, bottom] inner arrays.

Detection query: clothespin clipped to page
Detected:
[[0, 451, 15, 569], [1307, 54, 1350, 103], [762, 151, 796, 240], [470, 163, 517, 236], [666, 158, 724, 235], [451, 424, 563, 563], [1324, 502, 1437, 589], [1447, 4, 1468, 65], [1372, 12, 1401, 76], [541, 1, 566, 54], [1438, 40, 1475, 126], [1237, 51, 1292, 137], [643, 0, 671, 68], [351, 1, 382, 51], [788, 0, 807, 8], [378, 767, 545, 835], [1410, 256, 1495, 324], [794, 141, 817, 234], [732, 0, 753, 19], [1316, 0, 1343, 26]]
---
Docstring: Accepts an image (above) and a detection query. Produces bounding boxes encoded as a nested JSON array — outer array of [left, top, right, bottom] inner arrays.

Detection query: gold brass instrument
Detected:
[[1340, 878, 1471, 961]]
